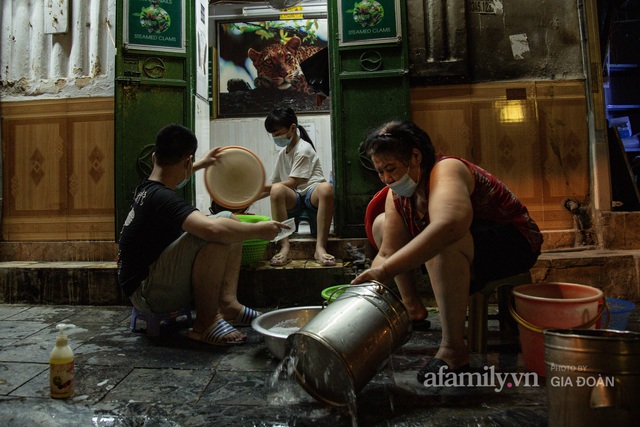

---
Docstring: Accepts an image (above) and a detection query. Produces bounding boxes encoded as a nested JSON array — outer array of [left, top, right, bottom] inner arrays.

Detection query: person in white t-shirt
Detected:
[[259, 107, 335, 266]]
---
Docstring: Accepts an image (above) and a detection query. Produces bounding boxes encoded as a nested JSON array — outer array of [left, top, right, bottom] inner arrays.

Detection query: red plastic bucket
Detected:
[[509, 282, 604, 377]]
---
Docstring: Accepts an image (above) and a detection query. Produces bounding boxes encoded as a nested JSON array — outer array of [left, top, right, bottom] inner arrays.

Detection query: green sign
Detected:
[[125, 0, 184, 52], [339, 0, 400, 45]]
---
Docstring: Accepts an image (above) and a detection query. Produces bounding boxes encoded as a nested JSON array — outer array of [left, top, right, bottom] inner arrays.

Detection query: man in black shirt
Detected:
[[118, 124, 285, 345]]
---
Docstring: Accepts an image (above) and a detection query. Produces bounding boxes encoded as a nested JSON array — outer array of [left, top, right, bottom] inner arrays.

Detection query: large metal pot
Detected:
[[544, 328, 640, 426], [286, 282, 412, 406]]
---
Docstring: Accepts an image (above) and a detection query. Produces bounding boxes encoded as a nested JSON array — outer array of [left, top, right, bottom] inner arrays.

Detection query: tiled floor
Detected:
[[0, 303, 637, 426]]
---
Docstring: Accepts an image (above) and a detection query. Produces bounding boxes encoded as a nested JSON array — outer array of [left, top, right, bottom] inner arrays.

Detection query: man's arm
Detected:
[[192, 147, 225, 172], [182, 211, 284, 244]]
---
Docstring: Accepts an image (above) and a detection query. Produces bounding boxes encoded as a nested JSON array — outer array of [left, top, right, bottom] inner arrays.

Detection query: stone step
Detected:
[[1, 247, 639, 306], [0, 236, 370, 307], [533, 248, 640, 300], [0, 260, 360, 307], [0, 261, 122, 305], [0, 259, 354, 307]]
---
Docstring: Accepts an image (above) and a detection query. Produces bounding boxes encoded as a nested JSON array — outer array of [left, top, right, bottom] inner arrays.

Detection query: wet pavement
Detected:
[[0, 303, 636, 426]]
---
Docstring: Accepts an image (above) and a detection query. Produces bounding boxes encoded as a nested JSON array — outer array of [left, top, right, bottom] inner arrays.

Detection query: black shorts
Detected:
[[469, 220, 539, 294]]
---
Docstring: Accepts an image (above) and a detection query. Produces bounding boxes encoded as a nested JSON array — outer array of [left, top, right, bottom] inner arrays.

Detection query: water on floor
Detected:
[[1, 303, 637, 426]]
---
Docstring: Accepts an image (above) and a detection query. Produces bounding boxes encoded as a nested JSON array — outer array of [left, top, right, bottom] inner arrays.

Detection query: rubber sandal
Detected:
[[186, 318, 246, 347], [412, 318, 431, 331], [229, 306, 262, 327], [417, 358, 470, 384], [315, 253, 336, 266], [270, 253, 292, 267]]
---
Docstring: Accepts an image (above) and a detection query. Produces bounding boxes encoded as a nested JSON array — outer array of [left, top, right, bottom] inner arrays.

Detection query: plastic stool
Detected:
[[288, 208, 317, 234], [130, 305, 193, 337], [466, 271, 532, 353]]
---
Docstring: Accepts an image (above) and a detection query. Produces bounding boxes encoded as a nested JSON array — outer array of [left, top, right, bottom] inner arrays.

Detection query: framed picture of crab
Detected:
[[216, 17, 329, 118]]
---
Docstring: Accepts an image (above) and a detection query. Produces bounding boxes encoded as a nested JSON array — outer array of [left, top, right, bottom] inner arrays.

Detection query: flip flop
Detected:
[[229, 305, 262, 327], [270, 253, 292, 267], [417, 358, 471, 384], [412, 318, 431, 331], [315, 253, 336, 266], [186, 318, 246, 347]]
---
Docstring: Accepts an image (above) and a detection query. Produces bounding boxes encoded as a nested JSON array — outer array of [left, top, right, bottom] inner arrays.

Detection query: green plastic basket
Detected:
[[321, 284, 349, 303], [237, 215, 270, 265], [241, 238, 269, 266], [237, 214, 270, 223]]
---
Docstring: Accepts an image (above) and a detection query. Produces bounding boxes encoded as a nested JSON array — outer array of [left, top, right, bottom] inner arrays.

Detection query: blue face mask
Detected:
[[272, 133, 292, 148], [388, 172, 418, 197]]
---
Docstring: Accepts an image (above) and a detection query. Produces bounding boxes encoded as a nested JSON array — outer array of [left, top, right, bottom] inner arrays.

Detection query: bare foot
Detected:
[[408, 306, 429, 322], [314, 248, 329, 260], [314, 248, 336, 266], [434, 345, 469, 370], [270, 242, 291, 266]]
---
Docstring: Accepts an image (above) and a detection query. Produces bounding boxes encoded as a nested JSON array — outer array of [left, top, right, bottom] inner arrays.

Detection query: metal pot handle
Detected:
[[368, 280, 386, 294], [326, 281, 388, 303], [590, 377, 632, 410], [326, 284, 350, 304]]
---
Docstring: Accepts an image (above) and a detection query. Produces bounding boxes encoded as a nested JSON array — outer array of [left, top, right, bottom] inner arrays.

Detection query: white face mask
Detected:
[[388, 172, 418, 197], [272, 132, 292, 148], [175, 177, 190, 190], [175, 157, 192, 190]]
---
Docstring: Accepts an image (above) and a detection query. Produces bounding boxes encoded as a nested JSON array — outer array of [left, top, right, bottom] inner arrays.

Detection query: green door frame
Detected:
[[328, 0, 411, 237], [114, 0, 198, 238]]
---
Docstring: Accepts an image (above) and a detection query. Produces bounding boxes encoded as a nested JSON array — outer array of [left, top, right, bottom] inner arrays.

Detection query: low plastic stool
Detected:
[[129, 305, 193, 337], [466, 271, 532, 353], [289, 208, 317, 234]]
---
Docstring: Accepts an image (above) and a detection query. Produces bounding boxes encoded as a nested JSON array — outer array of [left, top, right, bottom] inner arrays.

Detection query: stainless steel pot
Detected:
[[544, 328, 640, 426], [286, 282, 412, 406]]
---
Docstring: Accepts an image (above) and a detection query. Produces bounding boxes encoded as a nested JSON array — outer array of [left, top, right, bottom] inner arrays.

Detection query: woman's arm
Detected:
[[256, 183, 272, 200], [373, 190, 412, 266], [278, 176, 301, 190], [383, 158, 474, 276], [256, 175, 301, 201], [353, 158, 474, 284]]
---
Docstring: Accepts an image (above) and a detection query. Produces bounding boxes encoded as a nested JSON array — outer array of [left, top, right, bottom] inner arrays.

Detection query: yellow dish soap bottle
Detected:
[[50, 323, 75, 399]]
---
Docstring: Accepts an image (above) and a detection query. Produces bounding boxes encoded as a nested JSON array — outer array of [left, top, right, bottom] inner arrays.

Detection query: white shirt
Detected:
[[270, 139, 326, 196]]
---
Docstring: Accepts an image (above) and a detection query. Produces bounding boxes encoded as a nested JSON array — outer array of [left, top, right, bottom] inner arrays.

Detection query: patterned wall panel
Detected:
[[411, 85, 473, 160], [8, 120, 67, 214], [470, 82, 540, 205], [411, 81, 589, 231], [1, 98, 115, 241], [536, 81, 590, 229]]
